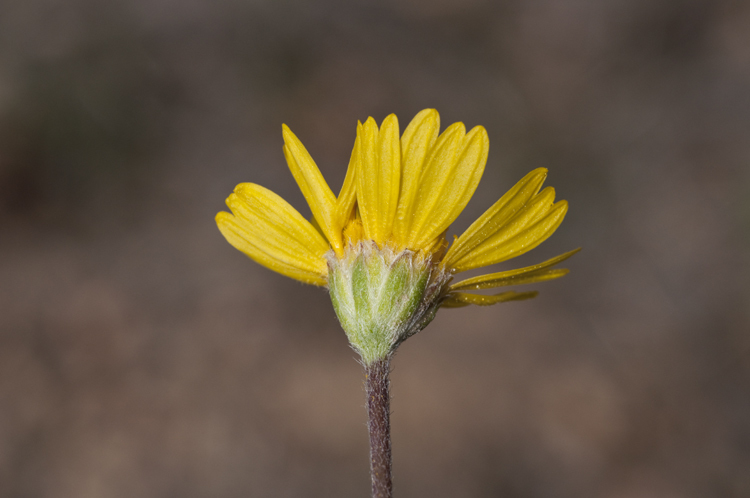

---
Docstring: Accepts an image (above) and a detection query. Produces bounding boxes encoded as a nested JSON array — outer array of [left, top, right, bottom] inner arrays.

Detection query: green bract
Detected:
[[327, 242, 450, 365]]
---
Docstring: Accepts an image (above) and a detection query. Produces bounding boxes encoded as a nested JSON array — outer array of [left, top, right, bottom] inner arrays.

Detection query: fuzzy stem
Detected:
[[365, 358, 392, 498]]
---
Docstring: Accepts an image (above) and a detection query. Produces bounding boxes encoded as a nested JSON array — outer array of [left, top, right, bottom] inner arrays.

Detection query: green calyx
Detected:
[[327, 242, 450, 365]]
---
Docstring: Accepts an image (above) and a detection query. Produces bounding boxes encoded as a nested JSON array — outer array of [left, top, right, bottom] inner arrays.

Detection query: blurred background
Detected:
[[1, 0, 748, 496]]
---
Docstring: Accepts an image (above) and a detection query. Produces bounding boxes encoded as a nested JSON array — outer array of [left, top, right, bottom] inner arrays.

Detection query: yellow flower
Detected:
[[216, 109, 577, 362]]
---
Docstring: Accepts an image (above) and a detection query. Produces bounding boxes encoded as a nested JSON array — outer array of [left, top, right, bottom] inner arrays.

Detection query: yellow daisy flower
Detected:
[[216, 109, 577, 364]]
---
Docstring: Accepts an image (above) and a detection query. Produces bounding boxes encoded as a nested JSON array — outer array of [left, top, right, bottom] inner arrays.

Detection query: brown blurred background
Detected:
[[1, 0, 748, 497]]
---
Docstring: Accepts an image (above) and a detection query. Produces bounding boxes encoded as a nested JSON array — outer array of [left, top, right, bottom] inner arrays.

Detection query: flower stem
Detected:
[[365, 358, 392, 498]]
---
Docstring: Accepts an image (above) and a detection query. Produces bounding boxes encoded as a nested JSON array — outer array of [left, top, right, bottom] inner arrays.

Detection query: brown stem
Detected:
[[365, 358, 392, 498]]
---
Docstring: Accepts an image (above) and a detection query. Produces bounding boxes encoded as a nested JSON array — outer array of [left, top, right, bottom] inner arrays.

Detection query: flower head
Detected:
[[217, 109, 577, 363]]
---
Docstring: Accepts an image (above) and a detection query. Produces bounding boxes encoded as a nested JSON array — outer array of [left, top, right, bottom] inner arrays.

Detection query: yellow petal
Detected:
[[450, 248, 581, 291], [404, 124, 489, 250], [216, 183, 329, 286], [308, 215, 326, 240], [282, 125, 342, 252], [451, 197, 568, 272], [217, 213, 327, 286], [336, 133, 358, 230], [441, 290, 539, 308], [399, 122, 461, 241], [443, 167, 548, 269], [356, 115, 401, 245], [393, 109, 440, 245]]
